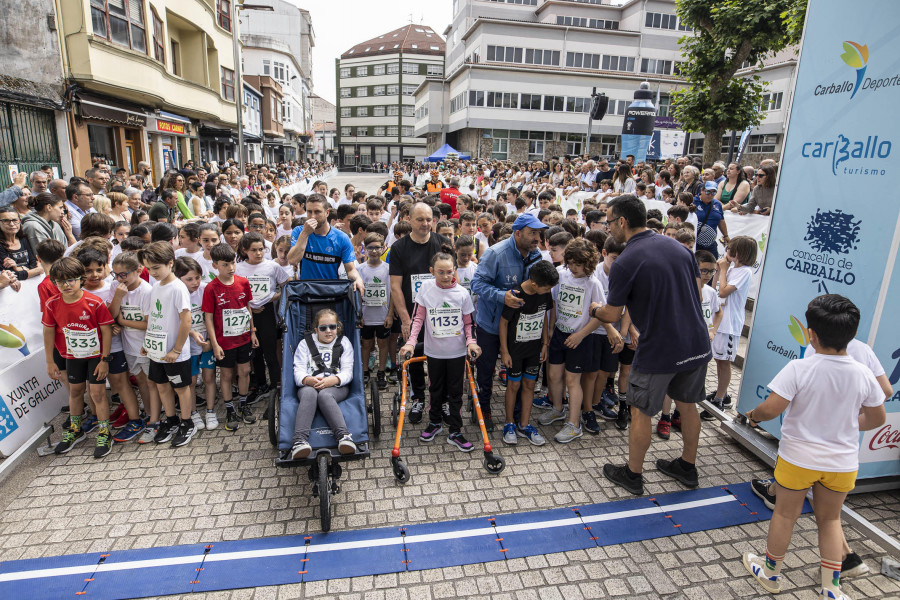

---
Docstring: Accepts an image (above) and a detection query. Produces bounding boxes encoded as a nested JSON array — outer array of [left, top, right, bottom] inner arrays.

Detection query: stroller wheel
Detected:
[[391, 392, 400, 427], [483, 453, 506, 475], [267, 389, 280, 448], [369, 378, 381, 438], [318, 454, 332, 532], [392, 458, 410, 484]]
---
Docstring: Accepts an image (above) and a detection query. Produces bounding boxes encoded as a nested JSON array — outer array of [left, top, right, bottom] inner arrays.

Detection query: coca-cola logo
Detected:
[[868, 424, 900, 451]]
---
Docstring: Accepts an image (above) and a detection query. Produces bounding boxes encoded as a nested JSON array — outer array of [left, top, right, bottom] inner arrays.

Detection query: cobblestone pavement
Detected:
[[0, 357, 898, 599]]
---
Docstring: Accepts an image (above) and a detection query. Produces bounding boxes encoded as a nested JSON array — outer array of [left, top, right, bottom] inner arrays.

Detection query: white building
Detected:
[[243, 82, 263, 164], [336, 25, 446, 168], [239, 1, 315, 161], [416, 0, 795, 164], [310, 94, 337, 163]]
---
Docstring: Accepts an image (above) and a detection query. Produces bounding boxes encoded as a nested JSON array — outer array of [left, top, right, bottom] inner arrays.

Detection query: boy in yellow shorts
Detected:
[[741, 294, 886, 600]]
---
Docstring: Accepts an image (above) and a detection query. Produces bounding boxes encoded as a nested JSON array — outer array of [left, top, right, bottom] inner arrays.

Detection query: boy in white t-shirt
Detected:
[[357, 232, 392, 389], [742, 294, 886, 600], [702, 236, 756, 420]]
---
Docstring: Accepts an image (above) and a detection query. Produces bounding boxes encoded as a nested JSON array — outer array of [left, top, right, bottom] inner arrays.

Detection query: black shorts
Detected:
[[107, 350, 129, 375], [66, 356, 106, 385], [361, 324, 390, 340], [53, 347, 66, 372], [148, 359, 192, 389], [618, 346, 635, 366], [217, 342, 253, 368], [548, 328, 593, 373], [508, 352, 541, 382], [594, 334, 620, 373], [626, 364, 707, 417], [390, 319, 401, 334]]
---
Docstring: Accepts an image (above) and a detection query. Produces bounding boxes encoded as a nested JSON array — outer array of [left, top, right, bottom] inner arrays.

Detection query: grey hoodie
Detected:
[[20, 211, 67, 251]]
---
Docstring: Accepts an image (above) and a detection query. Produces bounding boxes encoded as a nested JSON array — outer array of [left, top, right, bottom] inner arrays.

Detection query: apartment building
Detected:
[[336, 25, 445, 168], [416, 0, 795, 164]]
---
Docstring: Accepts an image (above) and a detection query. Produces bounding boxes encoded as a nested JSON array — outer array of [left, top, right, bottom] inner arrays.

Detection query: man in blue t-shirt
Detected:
[[287, 194, 364, 293], [590, 194, 711, 497]]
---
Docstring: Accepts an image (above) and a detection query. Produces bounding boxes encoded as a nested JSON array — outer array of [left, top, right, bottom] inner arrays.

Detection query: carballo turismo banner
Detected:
[[739, 0, 900, 479]]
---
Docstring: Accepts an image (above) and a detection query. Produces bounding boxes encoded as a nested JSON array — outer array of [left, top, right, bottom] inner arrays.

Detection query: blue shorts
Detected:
[[198, 350, 216, 371], [548, 328, 593, 373], [107, 350, 129, 375]]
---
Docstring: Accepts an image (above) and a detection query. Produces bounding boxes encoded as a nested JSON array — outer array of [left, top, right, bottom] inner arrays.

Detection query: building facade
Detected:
[[56, 0, 241, 179], [239, 0, 315, 161], [417, 0, 795, 165], [244, 75, 284, 164], [336, 25, 445, 169], [242, 82, 263, 164], [310, 94, 336, 163]]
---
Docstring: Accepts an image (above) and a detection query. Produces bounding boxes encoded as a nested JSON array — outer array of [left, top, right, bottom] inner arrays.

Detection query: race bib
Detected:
[[64, 328, 101, 359], [515, 311, 545, 343], [143, 331, 168, 361], [222, 307, 251, 337], [191, 306, 207, 334], [247, 275, 270, 304], [427, 306, 462, 338], [120, 304, 144, 323], [410, 273, 434, 302], [702, 300, 713, 330], [558, 284, 586, 317], [364, 281, 388, 307]]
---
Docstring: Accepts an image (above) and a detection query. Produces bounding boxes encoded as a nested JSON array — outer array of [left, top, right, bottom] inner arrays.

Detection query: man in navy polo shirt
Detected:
[[590, 195, 711, 496], [286, 193, 364, 293]]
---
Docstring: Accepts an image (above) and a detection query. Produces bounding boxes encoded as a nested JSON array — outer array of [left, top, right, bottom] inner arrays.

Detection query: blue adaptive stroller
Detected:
[[268, 279, 381, 532]]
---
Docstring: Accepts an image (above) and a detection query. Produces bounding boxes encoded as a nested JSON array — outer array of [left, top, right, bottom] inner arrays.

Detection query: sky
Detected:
[[290, 0, 454, 104]]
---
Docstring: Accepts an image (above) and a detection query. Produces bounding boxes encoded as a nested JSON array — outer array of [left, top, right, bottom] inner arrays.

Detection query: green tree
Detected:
[[672, 0, 808, 166]]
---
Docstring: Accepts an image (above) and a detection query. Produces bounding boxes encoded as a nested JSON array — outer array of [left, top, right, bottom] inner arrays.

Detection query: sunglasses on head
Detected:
[[316, 323, 338, 332]]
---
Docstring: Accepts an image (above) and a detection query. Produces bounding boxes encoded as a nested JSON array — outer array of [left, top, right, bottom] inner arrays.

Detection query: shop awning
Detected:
[[76, 92, 147, 127], [198, 126, 236, 143]]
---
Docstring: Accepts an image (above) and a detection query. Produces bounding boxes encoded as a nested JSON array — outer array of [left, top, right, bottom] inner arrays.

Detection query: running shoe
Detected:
[[483, 411, 494, 433], [81, 415, 98, 433], [820, 589, 850, 600], [597, 403, 618, 421], [240, 403, 256, 424], [246, 384, 270, 406], [54, 427, 85, 454], [420, 422, 442, 442], [532, 395, 553, 410], [554, 422, 583, 444], [516, 424, 546, 446], [291, 442, 311, 460], [700, 398, 723, 421], [602, 463, 644, 495], [109, 404, 127, 428], [408, 399, 424, 425], [363, 371, 370, 385], [601, 387, 618, 409], [94, 427, 113, 459], [751, 478, 777, 511], [386, 368, 398, 385], [113, 419, 144, 443], [154, 418, 179, 443], [137, 425, 157, 444], [448, 432, 474, 452], [615, 404, 629, 431], [172, 419, 196, 447], [656, 418, 671, 440], [205, 410, 219, 430], [656, 458, 699, 488], [841, 552, 870, 579], [376, 371, 388, 390], [582, 411, 600, 435], [742, 552, 782, 594], [338, 434, 357, 455], [225, 407, 240, 431], [538, 407, 566, 426], [502, 423, 517, 445], [191, 411, 206, 431], [722, 394, 733, 408]]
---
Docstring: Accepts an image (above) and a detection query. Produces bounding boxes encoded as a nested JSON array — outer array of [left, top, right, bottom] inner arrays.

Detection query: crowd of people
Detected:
[[0, 151, 888, 600]]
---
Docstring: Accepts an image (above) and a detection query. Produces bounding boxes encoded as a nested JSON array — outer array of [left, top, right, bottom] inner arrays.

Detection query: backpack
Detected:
[[305, 333, 344, 376]]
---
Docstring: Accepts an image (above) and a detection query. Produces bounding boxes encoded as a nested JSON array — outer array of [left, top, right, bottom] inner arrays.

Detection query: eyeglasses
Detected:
[[54, 277, 82, 286], [113, 269, 136, 279], [365, 245, 383, 252], [756, 173, 766, 177], [248, 223, 265, 230], [699, 268, 716, 275], [316, 323, 338, 332], [0, 218, 19, 225]]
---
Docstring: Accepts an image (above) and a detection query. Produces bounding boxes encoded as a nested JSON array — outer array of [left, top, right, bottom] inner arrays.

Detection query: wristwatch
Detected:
[[100, 354, 113, 363]]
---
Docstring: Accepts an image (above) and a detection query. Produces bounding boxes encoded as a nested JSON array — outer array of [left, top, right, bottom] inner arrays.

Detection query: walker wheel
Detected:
[[393, 459, 410, 484], [483, 454, 505, 475], [391, 392, 400, 427]]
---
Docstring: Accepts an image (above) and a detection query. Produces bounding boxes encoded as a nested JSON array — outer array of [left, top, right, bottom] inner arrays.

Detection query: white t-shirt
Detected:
[[145, 278, 191, 363], [88, 281, 123, 354], [175, 247, 204, 263], [196, 254, 218, 283], [718, 265, 752, 336], [188, 285, 207, 356], [701, 285, 721, 334], [457, 263, 476, 295], [119, 280, 153, 356], [358, 261, 391, 326], [769, 353, 884, 472], [475, 231, 489, 251], [414, 280, 475, 360], [805, 338, 886, 377], [235, 259, 289, 309], [553, 266, 604, 334]]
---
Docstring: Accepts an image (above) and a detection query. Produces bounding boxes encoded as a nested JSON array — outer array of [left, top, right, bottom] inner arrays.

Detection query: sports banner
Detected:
[[738, 0, 900, 479]]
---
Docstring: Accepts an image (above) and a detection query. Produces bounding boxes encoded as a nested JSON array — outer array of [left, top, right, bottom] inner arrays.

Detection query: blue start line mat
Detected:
[[0, 482, 806, 599]]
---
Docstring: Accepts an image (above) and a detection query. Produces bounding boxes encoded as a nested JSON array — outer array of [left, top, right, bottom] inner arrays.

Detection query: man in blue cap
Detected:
[[694, 180, 729, 257], [471, 213, 547, 428]]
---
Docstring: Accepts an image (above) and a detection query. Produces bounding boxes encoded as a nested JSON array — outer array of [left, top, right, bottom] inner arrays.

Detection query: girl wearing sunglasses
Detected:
[[290, 309, 357, 459]]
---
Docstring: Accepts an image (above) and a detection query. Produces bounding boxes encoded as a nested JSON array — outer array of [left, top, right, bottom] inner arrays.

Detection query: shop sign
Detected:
[[157, 120, 187, 135]]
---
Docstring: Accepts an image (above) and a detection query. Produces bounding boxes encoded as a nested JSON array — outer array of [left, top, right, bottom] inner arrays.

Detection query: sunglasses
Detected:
[[316, 323, 338, 332], [756, 173, 766, 177]]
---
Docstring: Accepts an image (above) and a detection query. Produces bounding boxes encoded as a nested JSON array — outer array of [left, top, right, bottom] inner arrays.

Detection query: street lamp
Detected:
[[232, 2, 273, 176]]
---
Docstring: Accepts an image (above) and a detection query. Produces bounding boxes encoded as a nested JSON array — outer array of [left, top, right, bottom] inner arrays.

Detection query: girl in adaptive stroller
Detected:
[[291, 308, 357, 459]]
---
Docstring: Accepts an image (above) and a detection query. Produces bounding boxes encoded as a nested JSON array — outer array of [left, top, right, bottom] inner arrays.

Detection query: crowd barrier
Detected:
[[278, 167, 338, 197]]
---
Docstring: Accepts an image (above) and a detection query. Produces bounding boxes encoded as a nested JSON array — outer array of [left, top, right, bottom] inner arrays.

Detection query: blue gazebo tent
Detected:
[[425, 143, 471, 162]]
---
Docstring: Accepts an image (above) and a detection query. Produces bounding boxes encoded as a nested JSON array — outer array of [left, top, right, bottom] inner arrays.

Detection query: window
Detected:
[[640, 58, 673, 75], [566, 52, 601, 70], [645, 12, 676, 30], [761, 92, 784, 111], [402, 105, 414, 116], [528, 140, 544, 160], [356, 66, 368, 77], [340, 87, 351, 98], [416, 105, 429, 119], [90, 0, 147, 53], [427, 64, 443, 76], [747, 134, 779, 153], [602, 55, 634, 72], [608, 99, 628, 116], [543, 95, 564, 111], [387, 126, 399, 137], [402, 62, 419, 74], [217, 0, 231, 31], [520, 93, 541, 110], [565, 134, 583, 156], [264, 60, 272, 76], [339, 67, 351, 78], [373, 85, 385, 96], [373, 64, 386, 75], [387, 84, 399, 95], [221, 66, 234, 101], [282, 100, 290, 122], [489, 46, 559, 66], [387, 105, 400, 116], [402, 126, 414, 137], [151, 9, 164, 63], [450, 92, 467, 113], [373, 126, 386, 137], [357, 106, 369, 117], [491, 138, 508, 160], [170, 40, 179, 75], [356, 127, 368, 136], [402, 84, 417, 96], [486, 92, 517, 108], [566, 96, 590, 113], [589, 18, 619, 30], [468, 90, 485, 107], [556, 16, 587, 27], [373, 106, 385, 117], [678, 19, 692, 32], [341, 127, 351, 137], [387, 63, 399, 75], [657, 94, 672, 117], [340, 107, 351, 117], [356, 87, 368, 97]]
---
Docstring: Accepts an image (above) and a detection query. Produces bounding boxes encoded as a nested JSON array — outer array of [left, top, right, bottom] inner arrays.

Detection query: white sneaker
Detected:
[[743, 552, 782, 594], [338, 434, 357, 455], [137, 425, 157, 444], [205, 410, 219, 430], [538, 407, 567, 426], [291, 441, 311, 460], [191, 411, 206, 431], [554, 422, 583, 444]]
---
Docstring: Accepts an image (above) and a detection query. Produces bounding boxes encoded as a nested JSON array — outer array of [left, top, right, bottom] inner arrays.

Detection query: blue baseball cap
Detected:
[[703, 181, 718, 191], [512, 213, 549, 231]]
